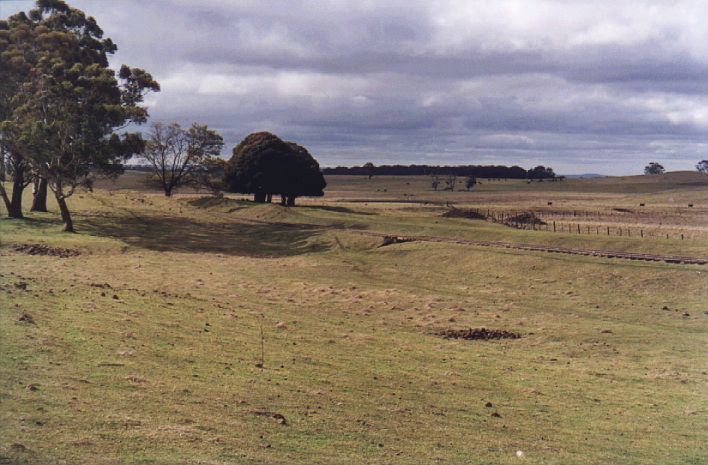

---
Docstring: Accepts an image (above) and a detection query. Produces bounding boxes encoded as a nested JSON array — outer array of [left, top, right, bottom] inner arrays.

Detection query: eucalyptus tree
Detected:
[[0, 11, 35, 218], [4, 0, 159, 231]]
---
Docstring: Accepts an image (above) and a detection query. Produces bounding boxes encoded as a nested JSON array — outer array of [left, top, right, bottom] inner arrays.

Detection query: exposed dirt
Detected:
[[380, 235, 414, 247], [504, 211, 547, 226], [441, 208, 487, 220], [13, 243, 81, 258], [18, 313, 35, 324], [435, 327, 522, 340]]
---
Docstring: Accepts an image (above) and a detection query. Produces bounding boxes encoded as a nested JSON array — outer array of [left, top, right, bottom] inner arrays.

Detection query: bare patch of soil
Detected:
[[380, 235, 414, 247], [436, 327, 521, 340], [13, 244, 81, 258], [441, 208, 487, 220]]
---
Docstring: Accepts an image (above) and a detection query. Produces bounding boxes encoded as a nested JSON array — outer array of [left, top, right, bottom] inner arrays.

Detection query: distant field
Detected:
[[1, 172, 707, 464]]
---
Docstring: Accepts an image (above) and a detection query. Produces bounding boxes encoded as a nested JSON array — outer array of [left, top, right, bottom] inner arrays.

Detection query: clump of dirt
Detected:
[[436, 327, 521, 340], [441, 208, 487, 220], [13, 243, 81, 258], [18, 313, 35, 324], [380, 235, 414, 247], [503, 211, 546, 226]]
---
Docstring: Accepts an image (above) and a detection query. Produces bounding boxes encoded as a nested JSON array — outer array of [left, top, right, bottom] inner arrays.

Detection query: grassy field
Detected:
[[1, 173, 707, 464]]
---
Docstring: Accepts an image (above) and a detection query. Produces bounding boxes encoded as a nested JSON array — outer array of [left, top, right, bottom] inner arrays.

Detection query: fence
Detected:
[[463, 208, 697, 240]]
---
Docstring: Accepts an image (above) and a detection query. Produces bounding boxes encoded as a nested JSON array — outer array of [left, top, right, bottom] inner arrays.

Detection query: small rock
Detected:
[[682, 312, 690, 317], [485, 402, 493, 408], [18, 313, 35, 324], [112, 294, 119, 300], [491, 412, 501, 418], [600, 329, 613, 334], [26, 384, 39, 391], [275, 321, 287, 329], [516, 450, 525, 458]]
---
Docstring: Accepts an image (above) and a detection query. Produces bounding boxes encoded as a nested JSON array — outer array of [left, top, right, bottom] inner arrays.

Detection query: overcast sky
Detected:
[[2, 0, 708, 174]]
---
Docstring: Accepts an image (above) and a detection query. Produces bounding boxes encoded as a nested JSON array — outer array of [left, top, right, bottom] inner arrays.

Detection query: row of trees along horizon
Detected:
[[4, 2, 705, 233]]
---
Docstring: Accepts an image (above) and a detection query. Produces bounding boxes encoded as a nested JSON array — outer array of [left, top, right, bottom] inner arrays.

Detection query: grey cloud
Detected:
[[17, 0, 708, 174]]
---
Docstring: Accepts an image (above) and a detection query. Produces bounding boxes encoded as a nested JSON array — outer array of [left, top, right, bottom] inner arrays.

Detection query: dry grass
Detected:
[[1, 173, 707, 464]]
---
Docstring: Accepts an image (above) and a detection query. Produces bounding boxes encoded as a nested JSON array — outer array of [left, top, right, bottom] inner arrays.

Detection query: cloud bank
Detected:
[[4, 0, 708, 174]]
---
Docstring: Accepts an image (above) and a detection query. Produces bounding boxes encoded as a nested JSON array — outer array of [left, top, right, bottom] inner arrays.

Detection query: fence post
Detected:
[[607, 226, 610, 235], [553, 221, 556, 232], [577, 224, 580, 234]]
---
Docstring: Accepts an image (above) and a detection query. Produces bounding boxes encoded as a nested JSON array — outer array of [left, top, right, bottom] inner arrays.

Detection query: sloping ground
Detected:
[[1, 186, 707, 464]]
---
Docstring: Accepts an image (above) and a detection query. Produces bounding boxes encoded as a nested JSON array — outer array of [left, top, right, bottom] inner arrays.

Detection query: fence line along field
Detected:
[[1, 171, 707, 465]]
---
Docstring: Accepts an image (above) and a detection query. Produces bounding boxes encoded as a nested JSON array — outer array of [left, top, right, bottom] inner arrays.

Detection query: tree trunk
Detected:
[[266, 193, 272, 203], [8, 171, 25, 218], [286, 195, 296, 207], [164, 186, 173, 197], [30, 177, 48, 212], [280, 194, 287, 206], [55, 191, 74, 233], [0, 183, 11, 214], [254, 191, 266, 203]]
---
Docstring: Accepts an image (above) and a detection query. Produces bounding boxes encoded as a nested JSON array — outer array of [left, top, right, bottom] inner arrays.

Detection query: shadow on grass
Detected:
[[300, 205, 378, 215], [80, 213, 330, 257]]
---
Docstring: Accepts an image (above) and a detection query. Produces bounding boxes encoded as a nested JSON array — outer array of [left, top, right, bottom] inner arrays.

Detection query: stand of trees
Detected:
[[0, 0, 159, 231], [223, 132, 325, 206], [322, 163, 554, 179]]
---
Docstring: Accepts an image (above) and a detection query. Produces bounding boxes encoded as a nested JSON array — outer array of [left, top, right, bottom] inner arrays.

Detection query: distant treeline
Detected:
[[322, 164, 554, 179], [126, 162, 556, 179]]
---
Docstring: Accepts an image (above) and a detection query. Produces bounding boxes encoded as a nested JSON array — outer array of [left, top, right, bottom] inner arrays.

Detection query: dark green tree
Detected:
[[363, 161, 375, 179], [0, 11, 36, 218], [644, 162, 665, 175], [465, 175, 476, 190], [5, 0, 159, 231], [224, 132, 326, 206], [142, 122, 224, 196], [527, 165, 556, 180]]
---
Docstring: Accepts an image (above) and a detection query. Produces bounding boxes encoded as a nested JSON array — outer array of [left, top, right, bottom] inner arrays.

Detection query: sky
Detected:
[[2, 0, 708, 174]]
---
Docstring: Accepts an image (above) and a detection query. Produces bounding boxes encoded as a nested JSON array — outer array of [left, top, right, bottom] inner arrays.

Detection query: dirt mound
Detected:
[[441, 208, 487, 220], [504, 211, 546, 226], [380, 235, 414, 247], [436, 327, 521, 340], [13, 244, 81, 258]]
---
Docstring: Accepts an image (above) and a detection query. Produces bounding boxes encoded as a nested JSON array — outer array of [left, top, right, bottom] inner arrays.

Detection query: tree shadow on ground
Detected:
[[299, 205, 378, 215], [80, 213, 330, 257]]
